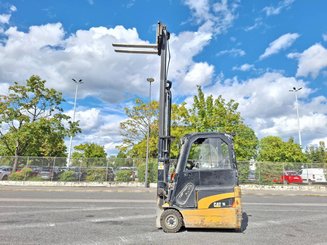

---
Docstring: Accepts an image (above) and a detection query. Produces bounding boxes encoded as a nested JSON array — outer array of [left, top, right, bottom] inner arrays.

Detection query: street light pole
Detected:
[[145, 77, 155, 188], [67, 78, 83, 166], [289, 87, 302, 147]]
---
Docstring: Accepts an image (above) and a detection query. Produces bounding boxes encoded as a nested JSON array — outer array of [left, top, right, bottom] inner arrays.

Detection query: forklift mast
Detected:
[[113, 22, 172, 195], [156, 24, 172, 198]]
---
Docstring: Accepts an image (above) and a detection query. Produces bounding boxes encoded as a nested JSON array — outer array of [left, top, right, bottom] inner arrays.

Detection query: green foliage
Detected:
[[256, 162, 284, 184], [118, 99, 159, 156], [8, 167, 33, 180], [28, 176, 44, 181], [58, 170, 76, 182], [0, 75, 81, 171], [176, 86, 258, 160], [237, 161, 250, 183], [86, 168, 107, 182], [118, 86, 259, 161], [305, 141, 327, 163], [116, 170, 133, 182], [73, 143, 107, 159], [137, 160, 158, 183], [258, 136, 306, 162]]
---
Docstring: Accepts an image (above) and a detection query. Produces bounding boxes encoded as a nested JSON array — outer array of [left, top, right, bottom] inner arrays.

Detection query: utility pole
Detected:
[[289, 87, 302, 147], [67, 78, 83, 166], [145, 77, 155, 188]]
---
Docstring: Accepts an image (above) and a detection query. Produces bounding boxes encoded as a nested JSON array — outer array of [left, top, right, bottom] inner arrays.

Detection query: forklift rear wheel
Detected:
[[160, 209, 183, 233]]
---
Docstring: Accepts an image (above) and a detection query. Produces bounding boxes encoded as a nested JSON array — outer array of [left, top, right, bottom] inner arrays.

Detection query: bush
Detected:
[[86, 168, 106, 182], [137, 161, 158, 183], [8, 172, 25, 181], [59, 170, 76, 181], [116, 170, 133, 182], [28, 176, 44, 181], [8, 167, 33, 181]]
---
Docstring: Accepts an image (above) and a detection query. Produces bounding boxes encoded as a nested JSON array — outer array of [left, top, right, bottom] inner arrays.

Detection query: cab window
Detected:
[[185, 137, 232, 171]]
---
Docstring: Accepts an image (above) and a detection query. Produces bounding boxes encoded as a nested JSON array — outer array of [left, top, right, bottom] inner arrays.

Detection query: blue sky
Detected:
[[0, 0, 326, 155]]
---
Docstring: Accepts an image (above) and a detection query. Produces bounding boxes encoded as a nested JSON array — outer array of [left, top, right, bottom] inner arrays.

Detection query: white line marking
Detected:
[[90, 214, 155, 223], [245, 202, 327, 207], [0, 206, 155, 216], [0, 198, 156, 203]]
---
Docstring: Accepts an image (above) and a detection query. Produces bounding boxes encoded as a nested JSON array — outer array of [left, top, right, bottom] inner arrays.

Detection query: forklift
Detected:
[[113, 22, 242, 233]]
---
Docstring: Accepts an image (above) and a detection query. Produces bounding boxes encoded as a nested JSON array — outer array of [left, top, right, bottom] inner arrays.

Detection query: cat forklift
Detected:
[[113, 22, 242, 233]]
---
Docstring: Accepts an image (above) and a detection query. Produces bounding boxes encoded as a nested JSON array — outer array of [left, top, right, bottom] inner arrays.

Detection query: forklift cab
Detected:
[[159, 132, 242, 233]]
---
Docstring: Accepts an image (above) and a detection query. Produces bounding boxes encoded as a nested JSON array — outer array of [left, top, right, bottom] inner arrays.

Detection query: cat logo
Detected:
[[213, 202, 221, 208]]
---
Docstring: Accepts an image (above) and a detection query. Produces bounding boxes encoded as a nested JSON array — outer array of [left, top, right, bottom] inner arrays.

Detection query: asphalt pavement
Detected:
[[0, 186, 327, 245]]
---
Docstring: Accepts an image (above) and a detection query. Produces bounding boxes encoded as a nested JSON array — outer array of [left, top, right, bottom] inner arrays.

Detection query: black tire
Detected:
[[160, 209, 183, 233], [2, 175, 8, 181]]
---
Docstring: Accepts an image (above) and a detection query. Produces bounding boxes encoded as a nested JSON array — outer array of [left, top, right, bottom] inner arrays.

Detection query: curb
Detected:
[[1, 181, 326, 192]]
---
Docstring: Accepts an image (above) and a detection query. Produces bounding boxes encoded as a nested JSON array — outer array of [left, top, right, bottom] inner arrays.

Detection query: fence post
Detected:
[[106, 159, 109, 182], [51, 157, 56, 182], [258, 161, 261, 185]]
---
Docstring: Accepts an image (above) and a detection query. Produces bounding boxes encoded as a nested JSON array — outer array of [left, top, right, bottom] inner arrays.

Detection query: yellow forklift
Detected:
[[113, 22, 242, 233]]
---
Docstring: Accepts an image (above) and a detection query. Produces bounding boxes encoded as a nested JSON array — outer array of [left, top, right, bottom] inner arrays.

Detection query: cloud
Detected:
[[216, 48, 245, 57], [0, 83, 10, 95], [0, 22, 219, 153], [0, 5, 16, 26], [0, 22, 216, 101], [183, 0, 239, 35], [290, 43, 327, 78], [323, 34, 327, 42], [192, 71, 327, 147], [179, 62, 214, 94], [0, 14, 11, 24], [232, 63, 254, 71], [244, 18, 263, 32], [10, 5, 17, 12], [66, 107, 124, 154], [262, 0, 295, 16], [259, 33, 300, 60]]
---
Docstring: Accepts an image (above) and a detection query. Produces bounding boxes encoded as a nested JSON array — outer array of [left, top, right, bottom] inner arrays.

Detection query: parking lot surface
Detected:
[[0, 186, 327, 245]]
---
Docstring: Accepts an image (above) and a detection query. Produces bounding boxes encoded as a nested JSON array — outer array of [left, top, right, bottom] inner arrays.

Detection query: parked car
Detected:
[[61, 166, 87, 181], [299, 168, 327, 184], [37, 167, 62, 180], [273, 171, 303, 184], [0, 166, 12, 180]]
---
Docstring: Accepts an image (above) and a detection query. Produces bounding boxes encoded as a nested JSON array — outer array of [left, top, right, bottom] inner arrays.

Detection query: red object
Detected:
[[273, 171, 303, 184]]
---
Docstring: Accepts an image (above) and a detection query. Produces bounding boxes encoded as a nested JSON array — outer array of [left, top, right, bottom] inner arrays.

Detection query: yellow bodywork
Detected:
[[180, 187, 242, 229]]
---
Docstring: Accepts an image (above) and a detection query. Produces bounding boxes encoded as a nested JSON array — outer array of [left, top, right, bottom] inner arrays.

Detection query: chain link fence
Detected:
[[0, 156, 326, 185]]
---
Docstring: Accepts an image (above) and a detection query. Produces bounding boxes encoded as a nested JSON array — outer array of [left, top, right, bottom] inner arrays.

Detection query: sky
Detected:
[[0, 0, 326, 155]]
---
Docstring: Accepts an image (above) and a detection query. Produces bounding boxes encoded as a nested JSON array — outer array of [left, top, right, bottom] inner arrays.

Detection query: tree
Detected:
[[258, 136, 306, 162], [181, 86, 258, 160], [305, 141, 327, 163], [72, 143, 107, 158], [117, 86, 258, 161], [0, 75, 80, 171], [117, 98, 159, 157], [72, 143, 107, 167]]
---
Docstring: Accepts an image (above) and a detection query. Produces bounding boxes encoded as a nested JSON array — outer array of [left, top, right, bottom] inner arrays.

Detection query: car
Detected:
[[37, 167, 62, 180], [273, 170, 303, 184], [299, 168, 327, 184], [61, 166, 87, 181], [0, 166, 12, 180]]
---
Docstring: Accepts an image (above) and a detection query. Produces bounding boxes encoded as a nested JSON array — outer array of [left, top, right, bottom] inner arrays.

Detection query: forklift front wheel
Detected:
[[160, 209, 183, 233]]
